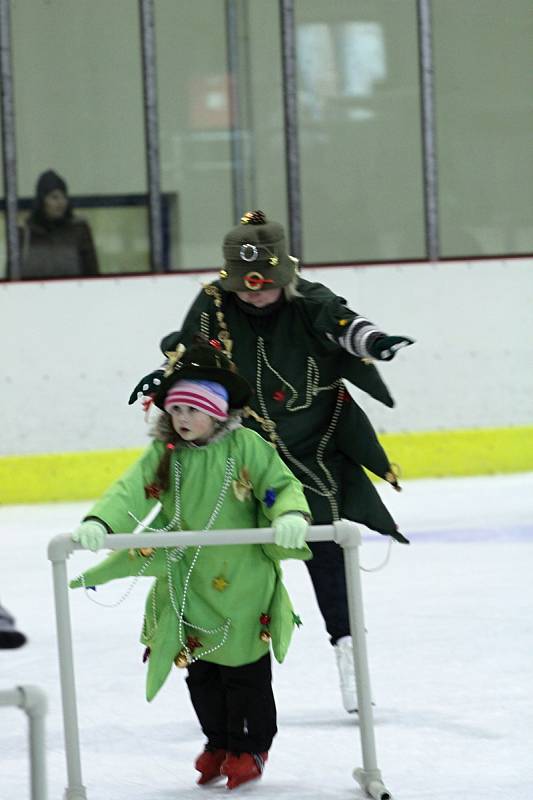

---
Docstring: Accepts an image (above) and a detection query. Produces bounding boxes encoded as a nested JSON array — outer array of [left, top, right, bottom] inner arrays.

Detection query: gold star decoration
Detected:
[[212, 575, 230, 592], [232, 467, 253, 502]]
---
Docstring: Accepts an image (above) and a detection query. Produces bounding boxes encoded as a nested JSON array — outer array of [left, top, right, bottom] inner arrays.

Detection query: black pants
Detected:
[[186, 653, 277, 754], [304, 541, 351, 644]]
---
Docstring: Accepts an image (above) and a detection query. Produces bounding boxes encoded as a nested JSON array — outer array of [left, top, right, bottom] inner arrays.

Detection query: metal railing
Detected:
[[48, 520, 392, 800]]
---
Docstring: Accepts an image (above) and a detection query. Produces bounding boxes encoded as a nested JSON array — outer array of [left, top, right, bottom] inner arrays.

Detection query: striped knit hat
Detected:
[[163, 379, 229, 420]]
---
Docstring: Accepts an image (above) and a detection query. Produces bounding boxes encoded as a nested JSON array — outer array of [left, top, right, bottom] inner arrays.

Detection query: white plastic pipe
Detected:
[[48, 522, 393, 799], [0, 685, 48, 800], [335, 520, 393, 800]]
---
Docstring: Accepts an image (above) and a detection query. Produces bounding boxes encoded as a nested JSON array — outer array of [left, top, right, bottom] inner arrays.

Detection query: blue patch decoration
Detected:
[[263, 488, 276, 508]]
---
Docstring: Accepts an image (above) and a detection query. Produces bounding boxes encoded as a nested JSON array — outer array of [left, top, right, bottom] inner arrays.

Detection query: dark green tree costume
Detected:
[[131, 210, 413, 646]]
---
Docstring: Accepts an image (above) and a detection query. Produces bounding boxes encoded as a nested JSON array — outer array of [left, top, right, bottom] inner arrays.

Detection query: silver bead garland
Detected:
[[255, 336, 342, 520], [164, 456, 235, 663], [79, 454, 235, 664]]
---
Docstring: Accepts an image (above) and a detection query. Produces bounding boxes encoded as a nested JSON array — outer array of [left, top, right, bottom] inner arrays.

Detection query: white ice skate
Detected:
[[334, 635, 357, 713]]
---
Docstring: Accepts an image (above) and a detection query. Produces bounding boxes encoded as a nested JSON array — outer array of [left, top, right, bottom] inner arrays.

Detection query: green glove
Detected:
[[273, 513, 308, 549], [72, 520, 107, 552]]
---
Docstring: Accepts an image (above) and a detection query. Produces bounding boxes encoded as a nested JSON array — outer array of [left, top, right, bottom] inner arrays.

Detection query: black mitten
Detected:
[[369, 335, 415, 361], [128, 369, 165, 405]]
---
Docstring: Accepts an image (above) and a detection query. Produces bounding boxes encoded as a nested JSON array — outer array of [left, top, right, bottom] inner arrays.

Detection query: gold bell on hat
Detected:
[[259, 630, 271, 642], [174, 648, 189, 668]]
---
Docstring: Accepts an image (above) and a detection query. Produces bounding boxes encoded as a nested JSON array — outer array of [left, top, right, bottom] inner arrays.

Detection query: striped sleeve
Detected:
[[299, 280, 386, 359], [335, 315, 383, 358]]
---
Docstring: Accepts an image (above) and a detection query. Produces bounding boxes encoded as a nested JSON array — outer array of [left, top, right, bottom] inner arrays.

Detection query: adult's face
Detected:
[[235, 287, 282, 308], [43, 189, 68, 220]]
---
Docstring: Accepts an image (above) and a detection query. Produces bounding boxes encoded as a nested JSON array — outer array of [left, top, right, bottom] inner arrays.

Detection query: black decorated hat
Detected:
[[153, 334, 252, 411], [220, 210, 297, 292]]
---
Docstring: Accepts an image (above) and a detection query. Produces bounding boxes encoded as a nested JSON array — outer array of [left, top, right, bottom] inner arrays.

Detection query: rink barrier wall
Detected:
[[2, 425, 532, 504], [2, 258, 533, 458]]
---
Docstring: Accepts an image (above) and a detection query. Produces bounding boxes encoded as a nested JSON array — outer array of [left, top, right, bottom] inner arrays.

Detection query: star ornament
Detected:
[[233, 467, 253, 502], [212, 575, 230, 592]]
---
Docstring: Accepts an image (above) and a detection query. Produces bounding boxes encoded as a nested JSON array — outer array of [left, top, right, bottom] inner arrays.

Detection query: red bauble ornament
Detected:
[[209, 338, 222, 350], [272, 390, 285, 402], [259, 613, 271, 625]]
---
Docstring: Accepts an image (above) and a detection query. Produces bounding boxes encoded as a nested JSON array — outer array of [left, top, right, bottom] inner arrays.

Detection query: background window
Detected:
[[156, 0, 288, 271], [295, 0, 425, 264], [156, 0, 233, 270], [433, 0, 533, 258], [12, 0, 149, 276]]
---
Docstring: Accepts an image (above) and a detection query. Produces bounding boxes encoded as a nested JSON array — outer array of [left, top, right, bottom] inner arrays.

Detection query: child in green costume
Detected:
[[71, 336, 311, 790]]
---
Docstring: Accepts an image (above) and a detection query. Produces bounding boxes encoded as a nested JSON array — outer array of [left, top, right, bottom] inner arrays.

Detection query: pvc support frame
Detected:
[[0, 685, 48, 800], [48, 520, 392, 799]]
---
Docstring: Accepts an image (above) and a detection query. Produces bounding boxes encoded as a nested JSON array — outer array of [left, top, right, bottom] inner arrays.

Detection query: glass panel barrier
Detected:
[[156, 0, 287, 270], [12, 0, 148, 278], [156, 0, 232, 271], [0, 122, 4, 278], [433, 0, 533, 257], [295, 0, 425, 263]]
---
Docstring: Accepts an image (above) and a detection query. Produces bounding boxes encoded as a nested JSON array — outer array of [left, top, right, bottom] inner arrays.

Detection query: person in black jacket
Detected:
[[130, 210, 414, 713], [19, 169, 99, 279]]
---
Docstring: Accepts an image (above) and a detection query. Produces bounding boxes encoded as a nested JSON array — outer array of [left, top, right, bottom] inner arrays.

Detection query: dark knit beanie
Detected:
[[35, 169, 68, 200], [220, 210, 296, 292]]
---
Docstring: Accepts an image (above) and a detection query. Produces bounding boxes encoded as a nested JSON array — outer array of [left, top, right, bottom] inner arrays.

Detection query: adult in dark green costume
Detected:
[[130, 209, 414, 712]]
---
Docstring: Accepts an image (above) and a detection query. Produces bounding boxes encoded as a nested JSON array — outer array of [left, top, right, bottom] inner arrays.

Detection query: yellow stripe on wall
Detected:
[[0, 448, 143, 505], [1, 426, 532, 505], [381, 426, 533, 480]]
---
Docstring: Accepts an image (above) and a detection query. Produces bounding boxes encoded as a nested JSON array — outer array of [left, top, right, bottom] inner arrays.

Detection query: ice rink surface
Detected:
[[1, 473, 532, 800]]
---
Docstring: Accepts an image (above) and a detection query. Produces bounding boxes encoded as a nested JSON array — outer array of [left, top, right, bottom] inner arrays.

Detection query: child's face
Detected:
[[169, 405, 216, 443]]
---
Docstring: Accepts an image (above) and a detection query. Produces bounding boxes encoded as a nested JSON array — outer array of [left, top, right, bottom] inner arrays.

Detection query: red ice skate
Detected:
[[194, 747, 226, 785], [221, 751, 268, 790]]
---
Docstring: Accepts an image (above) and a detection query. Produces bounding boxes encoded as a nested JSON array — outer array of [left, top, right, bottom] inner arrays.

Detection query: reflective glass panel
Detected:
[[295, 0, 425, 263], [12, 0, 148, 278], [433, 0, 533, 257], [156, 0, 287, 270]]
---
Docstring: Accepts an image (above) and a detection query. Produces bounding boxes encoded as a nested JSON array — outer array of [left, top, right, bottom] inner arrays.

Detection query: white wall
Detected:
[[1, 258, 532, 457]]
